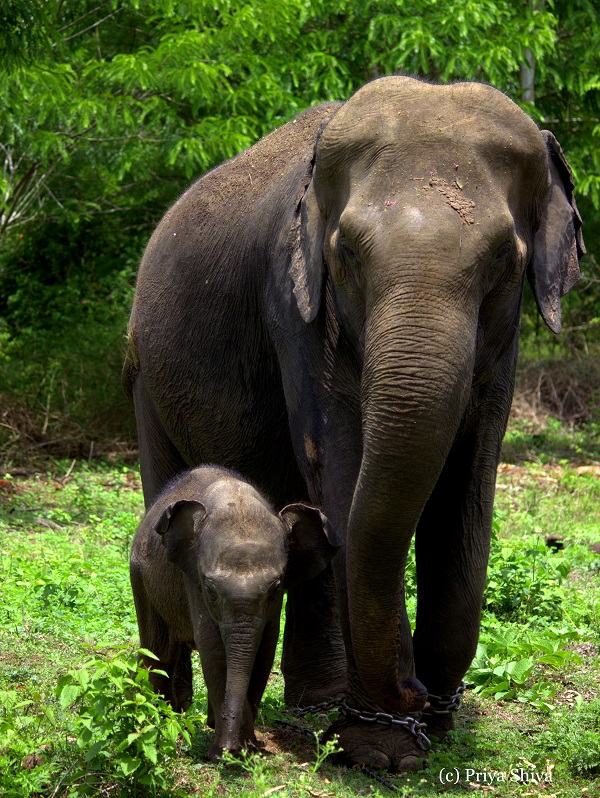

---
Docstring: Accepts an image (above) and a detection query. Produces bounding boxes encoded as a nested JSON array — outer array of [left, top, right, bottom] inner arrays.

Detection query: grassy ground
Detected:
[[1, 421, 599, 797]]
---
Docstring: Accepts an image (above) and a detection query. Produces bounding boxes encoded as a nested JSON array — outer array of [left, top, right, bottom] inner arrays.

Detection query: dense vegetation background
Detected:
[[1, 0, 599, 463], [1, 4, 600, 795]]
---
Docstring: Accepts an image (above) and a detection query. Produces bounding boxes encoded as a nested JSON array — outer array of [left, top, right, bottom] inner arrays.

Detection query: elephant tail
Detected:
[[122, 322, 139, 398]]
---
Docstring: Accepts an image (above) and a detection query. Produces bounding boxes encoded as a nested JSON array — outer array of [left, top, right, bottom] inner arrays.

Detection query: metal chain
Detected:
[[281, 698, 343, 718], [274, 698, 343, 741], [423, 681, 466, 716], [340, 702, 431, 752], [358, 765, 401, 792], [272, 716, 402, 793], [280, 697, 431, 752], [273, 695, 450, 794], [273, 717, 323, 740], [273, 686, 469, 791]]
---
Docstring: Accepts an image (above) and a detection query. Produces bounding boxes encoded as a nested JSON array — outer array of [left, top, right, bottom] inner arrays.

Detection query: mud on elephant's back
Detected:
[[184, 101, 342, 228]]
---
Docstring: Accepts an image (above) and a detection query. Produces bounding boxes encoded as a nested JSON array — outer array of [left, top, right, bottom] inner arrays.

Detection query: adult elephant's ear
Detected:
[[528, 131, 586, 333], [279, 503, 343, 587], [289, 153, 328, 323], [154, 500, 207, 579]]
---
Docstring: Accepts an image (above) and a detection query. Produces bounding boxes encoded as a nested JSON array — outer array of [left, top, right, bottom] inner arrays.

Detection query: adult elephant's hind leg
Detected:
[[282, 564, 347, 708], [132, 375, 189, 508], [172, 643, 194, 711]]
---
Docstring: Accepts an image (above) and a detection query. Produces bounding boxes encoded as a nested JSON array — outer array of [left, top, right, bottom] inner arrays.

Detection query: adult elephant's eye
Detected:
[[267, 579, 281, 601], [204, 580, 218, 602], [331, 238, 357, 285], [340, 239, 357, 263], [495, 241, 513, 261]]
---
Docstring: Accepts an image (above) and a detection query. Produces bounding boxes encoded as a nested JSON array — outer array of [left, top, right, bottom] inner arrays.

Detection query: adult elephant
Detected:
[[124, 76, 584, 771]]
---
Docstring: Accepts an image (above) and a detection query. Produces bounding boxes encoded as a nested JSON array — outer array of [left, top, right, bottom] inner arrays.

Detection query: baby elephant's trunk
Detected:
[[217, 616, 265, 755]]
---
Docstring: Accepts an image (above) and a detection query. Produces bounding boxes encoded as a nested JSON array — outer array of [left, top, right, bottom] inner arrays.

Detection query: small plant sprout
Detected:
[[310, 731, 341, 775]]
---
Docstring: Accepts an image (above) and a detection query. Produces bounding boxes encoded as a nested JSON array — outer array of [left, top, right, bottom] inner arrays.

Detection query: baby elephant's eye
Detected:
[[267, 579, 282, 601], [204, 580, 218, 602]]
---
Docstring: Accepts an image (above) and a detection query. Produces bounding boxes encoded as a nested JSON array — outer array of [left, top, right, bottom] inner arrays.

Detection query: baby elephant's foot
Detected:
[[207, 733, 258, 762], [323, 715, 429, 773]]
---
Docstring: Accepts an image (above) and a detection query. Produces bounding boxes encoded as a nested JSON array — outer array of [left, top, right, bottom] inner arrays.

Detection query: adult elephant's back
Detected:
[[124, 102, 342, 507]]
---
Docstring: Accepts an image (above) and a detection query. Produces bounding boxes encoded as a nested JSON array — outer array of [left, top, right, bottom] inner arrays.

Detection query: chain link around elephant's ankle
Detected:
[[274, 712, 403, 793], [423, 681, 466, 716], [281, 697, 431, 752], [275, 698, 343, 740], [339, 702, 431, 752]]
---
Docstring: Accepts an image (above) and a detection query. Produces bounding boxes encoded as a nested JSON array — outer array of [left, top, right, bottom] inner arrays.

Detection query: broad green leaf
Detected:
[[119, 755, 141, 776]]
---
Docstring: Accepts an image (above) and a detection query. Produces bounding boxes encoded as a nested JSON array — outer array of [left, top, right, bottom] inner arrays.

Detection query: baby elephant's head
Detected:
[[153, 480, 342, 625]]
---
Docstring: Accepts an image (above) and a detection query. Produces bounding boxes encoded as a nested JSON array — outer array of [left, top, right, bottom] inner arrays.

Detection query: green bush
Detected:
[[0, 688, 57, 797], [468, 624, 580, 709], [57, 648, 199, 797], [484, 532, 570, 624]]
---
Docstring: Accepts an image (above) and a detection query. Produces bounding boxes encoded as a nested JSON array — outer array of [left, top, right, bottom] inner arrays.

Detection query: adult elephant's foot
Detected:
[[423, 711, 454, 741], [323, 715, 429, 773], [422, 681, 465, 740]]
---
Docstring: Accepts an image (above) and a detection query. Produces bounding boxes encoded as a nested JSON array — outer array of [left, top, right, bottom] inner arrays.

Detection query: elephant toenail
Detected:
[[397, 754, 426, 772], [352, 746, 391, 770]]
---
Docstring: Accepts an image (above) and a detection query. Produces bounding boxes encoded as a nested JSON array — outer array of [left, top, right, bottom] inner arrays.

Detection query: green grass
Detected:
[[502, 417, 600, 464], [0, 442, 599, 796]]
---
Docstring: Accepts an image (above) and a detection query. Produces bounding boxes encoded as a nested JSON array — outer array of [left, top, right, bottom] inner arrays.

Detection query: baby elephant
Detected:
[[130, 466, 341, 760]]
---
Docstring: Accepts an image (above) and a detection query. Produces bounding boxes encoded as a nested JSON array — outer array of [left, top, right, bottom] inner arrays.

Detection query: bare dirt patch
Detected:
[[511, 358, 600, 426]]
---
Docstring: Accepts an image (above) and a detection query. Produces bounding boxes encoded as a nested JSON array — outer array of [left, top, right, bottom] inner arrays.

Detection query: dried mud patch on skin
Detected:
[[188, 102, 343, 224], [425, 176, 475, 224]]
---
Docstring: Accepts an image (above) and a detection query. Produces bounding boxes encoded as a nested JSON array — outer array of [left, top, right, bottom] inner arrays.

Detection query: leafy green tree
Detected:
[[2, 1, 598, 243], [0, 0, 49, 70], [0, 0, 598, 449]]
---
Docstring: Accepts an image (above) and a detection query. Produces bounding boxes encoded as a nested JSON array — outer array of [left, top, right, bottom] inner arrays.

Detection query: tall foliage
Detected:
[[1, 0, 599, 243], [0, 0, 598, 444]]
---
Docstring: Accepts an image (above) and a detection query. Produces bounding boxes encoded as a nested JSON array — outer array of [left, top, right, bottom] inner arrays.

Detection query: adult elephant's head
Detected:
[[290, 76, 584, 712]]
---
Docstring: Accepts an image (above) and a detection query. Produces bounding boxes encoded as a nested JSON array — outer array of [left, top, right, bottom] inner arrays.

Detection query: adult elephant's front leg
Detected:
[[319, 304, 478, 773], [413, 371, 515, 740]]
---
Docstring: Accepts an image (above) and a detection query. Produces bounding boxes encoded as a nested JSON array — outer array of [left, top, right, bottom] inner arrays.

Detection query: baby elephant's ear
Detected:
[[279, 503, 343, 588], [154, 499, 207, 579]]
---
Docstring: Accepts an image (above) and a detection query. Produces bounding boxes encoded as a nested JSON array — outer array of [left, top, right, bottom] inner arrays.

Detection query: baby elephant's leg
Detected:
[[247, 614, 281, 721], [131, 566, 179, 705], [196, 615, 226, 735]]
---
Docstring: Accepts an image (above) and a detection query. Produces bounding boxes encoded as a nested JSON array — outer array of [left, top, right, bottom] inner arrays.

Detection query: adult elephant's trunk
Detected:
[[217, 617, 264, 755], [345, 295, 476, 712]]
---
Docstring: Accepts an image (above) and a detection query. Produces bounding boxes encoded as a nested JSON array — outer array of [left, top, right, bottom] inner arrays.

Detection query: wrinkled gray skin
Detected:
[[124, 77, 585, 771], [130, 465, 341, 760]]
